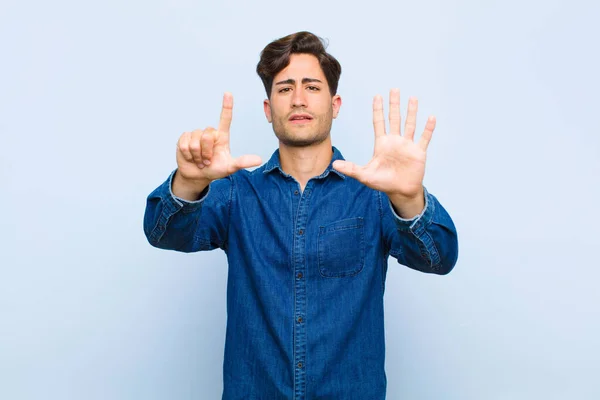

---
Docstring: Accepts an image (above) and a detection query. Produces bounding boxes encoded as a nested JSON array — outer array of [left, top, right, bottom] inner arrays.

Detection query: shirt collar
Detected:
[[263, 146, 346, 180]]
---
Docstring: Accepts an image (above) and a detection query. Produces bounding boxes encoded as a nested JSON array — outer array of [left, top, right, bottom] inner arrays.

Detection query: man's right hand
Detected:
[[172, 92, 262, 201]]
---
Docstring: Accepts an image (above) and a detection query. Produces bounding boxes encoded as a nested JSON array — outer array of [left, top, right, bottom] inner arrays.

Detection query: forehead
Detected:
[[274, 53, 325, 81]]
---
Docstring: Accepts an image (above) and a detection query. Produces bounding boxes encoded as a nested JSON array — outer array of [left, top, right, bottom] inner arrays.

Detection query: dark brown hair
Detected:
[[256, 31, 342, 99]]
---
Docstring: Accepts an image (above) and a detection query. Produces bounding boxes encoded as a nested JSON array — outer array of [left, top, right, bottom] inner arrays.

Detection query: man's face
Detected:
[[264, 53, 342, 147]]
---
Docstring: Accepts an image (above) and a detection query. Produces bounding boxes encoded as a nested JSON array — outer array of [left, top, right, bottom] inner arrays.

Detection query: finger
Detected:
[[218, 92, 234, 134], [201, 128, 217, 164], [189, 129, 204, 166], [332, 160, 366, 182], [231, 154, 263, 172], [389, 88, 401, 135], [178, 132, 193, 162], [372, 95, 386, 137], [404, 97, 418, 141], [418, 115, 436, 150]]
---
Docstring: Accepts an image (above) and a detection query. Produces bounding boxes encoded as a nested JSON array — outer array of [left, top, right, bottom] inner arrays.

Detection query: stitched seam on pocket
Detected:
[[326, 224, 362, 232], [321, 217, 364, 233]]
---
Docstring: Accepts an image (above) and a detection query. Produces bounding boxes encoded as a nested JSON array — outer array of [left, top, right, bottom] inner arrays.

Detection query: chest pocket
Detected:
[[318, 217, 365, 278]]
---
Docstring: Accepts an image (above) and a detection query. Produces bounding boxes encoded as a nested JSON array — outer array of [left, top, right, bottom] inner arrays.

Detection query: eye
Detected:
[[307, 86, 320, 91], [278, 87, 291, 93]]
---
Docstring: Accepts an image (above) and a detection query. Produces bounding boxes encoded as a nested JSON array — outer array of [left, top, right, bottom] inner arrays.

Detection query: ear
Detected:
[[263, 99, 272, 123], [332, 95, 342, 119]]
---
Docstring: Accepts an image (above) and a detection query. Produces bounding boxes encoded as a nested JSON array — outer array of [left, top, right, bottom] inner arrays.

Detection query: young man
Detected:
[[144, 31, 458, 400]]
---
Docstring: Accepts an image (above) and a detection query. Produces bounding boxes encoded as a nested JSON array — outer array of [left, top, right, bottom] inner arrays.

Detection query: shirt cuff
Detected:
[[166, 169, 211, 212], [389, 186, 435, 233]]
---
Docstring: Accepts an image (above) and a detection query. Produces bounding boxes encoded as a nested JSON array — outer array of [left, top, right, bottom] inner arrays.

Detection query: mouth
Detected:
[[288, 113, 313, 124]]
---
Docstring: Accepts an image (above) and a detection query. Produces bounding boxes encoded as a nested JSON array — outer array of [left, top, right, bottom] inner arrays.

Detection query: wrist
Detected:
[[172, 170, 211, 201], [388, 187, 425, 219]]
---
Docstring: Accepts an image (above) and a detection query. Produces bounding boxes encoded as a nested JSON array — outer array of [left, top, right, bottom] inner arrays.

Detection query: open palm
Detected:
[[333, 88, 436, 199]]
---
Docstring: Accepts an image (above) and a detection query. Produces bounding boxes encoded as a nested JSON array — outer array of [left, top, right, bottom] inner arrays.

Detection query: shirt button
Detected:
[[297, 316, 303, 323], [294, 190, 299, 195], [297, 272, 303, 279], [297, 362, 303, 369], [298, 229, 304, 235]]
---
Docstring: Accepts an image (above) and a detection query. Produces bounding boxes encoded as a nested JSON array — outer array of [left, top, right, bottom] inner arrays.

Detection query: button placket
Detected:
[[292, 181, 311, 399]]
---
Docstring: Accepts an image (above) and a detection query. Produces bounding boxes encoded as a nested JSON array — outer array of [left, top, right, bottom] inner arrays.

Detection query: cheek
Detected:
[[271, 103, 286, 119], [317, 103, 334, 119], [316, 97, 333, 112]]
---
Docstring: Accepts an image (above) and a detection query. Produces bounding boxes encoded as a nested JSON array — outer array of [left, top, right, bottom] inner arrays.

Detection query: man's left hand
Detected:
[[332, 88, 436, 218]]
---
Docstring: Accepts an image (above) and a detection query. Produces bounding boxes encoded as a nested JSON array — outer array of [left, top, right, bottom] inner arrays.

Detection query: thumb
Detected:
[[231, 154, 263, 172], [332, 160, 365, 181]]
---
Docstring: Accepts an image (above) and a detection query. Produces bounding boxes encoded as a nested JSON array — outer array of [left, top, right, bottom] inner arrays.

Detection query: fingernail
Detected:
[[204, 159, 211, 165], [198, 164, 204, 169]]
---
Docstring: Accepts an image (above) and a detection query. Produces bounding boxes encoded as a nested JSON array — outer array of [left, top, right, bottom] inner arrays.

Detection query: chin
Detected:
[[275, 131, 329, 148]]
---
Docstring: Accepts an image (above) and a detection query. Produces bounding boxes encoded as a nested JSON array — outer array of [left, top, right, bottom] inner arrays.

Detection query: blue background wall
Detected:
[[1, 0, 599, 398]]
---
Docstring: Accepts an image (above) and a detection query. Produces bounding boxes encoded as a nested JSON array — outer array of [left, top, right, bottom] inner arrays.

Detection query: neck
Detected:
[[279, 138, 333, 191]]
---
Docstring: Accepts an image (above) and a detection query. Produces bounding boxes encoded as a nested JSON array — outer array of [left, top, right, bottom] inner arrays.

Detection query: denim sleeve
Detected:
[[143, 169, 233, 252], [379, 187, 459, 275]]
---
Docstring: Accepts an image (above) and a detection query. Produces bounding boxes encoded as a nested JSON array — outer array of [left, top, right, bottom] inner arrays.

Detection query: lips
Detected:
[[289, 113, 313, 122], [289, 114, 313, 125]]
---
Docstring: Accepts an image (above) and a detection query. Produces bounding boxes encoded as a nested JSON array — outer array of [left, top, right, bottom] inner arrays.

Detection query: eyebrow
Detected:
[[274, 78, 323, 85]]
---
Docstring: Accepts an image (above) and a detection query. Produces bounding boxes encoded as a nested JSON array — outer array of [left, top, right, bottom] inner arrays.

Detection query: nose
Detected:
[[291, 86, 307, 108]]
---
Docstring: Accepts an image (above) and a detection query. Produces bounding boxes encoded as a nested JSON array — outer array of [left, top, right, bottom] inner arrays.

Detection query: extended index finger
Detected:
[[218, 92, 233, 133]]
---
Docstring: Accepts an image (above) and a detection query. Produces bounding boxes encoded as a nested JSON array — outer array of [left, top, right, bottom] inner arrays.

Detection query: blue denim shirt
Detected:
[[144, 146, 458, 399]]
